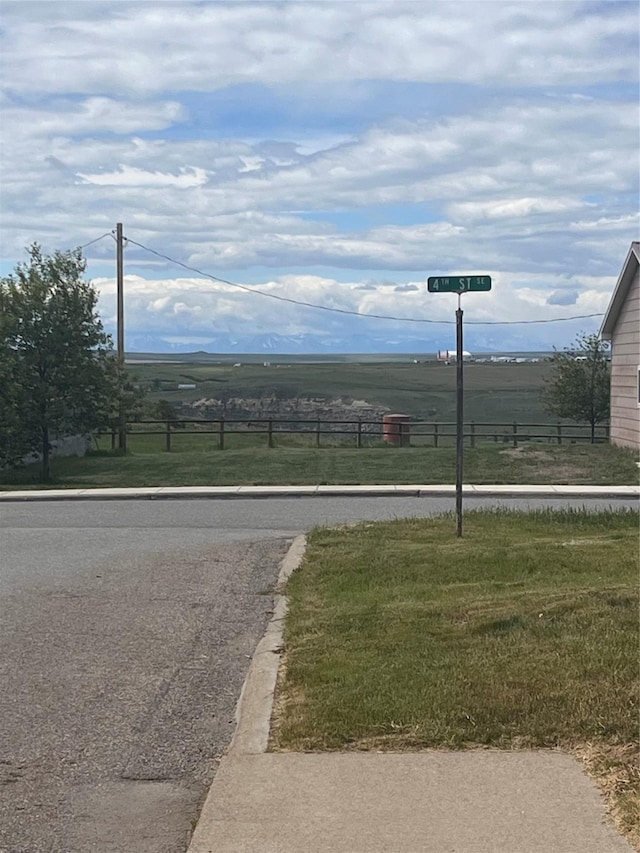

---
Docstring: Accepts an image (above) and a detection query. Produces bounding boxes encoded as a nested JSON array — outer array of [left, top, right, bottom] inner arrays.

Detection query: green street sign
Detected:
[[427, 275, 492, 292]]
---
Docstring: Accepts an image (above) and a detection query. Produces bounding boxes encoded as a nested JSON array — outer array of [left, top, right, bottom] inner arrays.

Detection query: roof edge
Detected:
[[600, 242, 640, 340]]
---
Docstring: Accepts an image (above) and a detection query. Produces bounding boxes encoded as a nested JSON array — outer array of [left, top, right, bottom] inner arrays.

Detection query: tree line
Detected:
[[1, 245, 611, 482]]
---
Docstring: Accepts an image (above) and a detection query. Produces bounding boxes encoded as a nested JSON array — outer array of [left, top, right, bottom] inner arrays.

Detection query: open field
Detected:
[[131, 360, 554, 422], [1, 443, 637, 489], [271, 508, 640, 847], [2, 360, 627, 489]]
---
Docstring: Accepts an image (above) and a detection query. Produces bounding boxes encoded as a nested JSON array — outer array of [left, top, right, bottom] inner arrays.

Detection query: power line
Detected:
[[123, 234, 604, 326], [77, 232, 114, 251], [124, 237, 455, 324]]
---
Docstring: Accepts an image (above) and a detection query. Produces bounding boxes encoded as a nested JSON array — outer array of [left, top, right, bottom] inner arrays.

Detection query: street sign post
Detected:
[[427, 275, 491, 293], [454, 306, 464, 537], [428, 274, 492, 537]]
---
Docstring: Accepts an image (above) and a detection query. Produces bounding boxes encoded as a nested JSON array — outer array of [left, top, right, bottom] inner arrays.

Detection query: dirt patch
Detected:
[[499, 448, 586, 481], [501, 448, 555, 462]]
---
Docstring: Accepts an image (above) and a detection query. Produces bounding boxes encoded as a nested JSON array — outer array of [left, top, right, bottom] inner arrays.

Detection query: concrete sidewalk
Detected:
[[186, 536, 636, 853], [188, 752, 633, 853], [0, 483, 638, 500]]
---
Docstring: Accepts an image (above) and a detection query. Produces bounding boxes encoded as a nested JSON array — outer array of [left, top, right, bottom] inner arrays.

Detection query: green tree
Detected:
[[0, 244, 139, 480], [0, 299, 30, 467], [152, 398, 185, 427], [542, 333, 610, 443]]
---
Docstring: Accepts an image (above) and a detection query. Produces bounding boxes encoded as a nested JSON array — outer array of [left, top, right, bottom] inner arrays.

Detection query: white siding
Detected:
[[610, 267, 640, 450]]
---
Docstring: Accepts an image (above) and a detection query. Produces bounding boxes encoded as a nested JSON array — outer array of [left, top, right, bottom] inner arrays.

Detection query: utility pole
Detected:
[[116, 222, 126, 452]]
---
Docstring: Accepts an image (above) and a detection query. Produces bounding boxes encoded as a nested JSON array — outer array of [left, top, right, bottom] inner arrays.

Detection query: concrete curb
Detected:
[[228, 534, 307, 756], [186, 536, 306, 853], [0, 484, 638, 501]]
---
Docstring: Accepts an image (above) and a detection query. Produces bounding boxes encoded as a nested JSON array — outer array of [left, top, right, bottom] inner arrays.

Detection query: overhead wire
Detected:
[[122, 235, 605, 327], [77, 232, 114, 250]]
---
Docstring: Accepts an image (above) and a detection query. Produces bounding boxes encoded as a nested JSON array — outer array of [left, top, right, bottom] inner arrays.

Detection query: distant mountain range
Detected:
[[125, 330, 554, 355]]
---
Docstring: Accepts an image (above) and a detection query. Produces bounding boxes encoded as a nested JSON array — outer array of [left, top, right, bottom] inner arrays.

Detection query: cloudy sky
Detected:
[[1, 0, 638, 352]]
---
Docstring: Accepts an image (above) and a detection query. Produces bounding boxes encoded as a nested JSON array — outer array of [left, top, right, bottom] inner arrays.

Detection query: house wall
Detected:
[[610, 266, 640, 450]]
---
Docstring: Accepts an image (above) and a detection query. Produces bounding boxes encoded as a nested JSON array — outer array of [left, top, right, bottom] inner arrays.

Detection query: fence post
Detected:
[[433, 422, 438, 448], [357, 418, 362, 449], [111, 428, 116, 451], [557, 421, 562, 445], [316, 418, 321, 448], [165, 420, 171, 452], [219, 417, 225, 450], [470, 420, 475, 448], [512, 421, 518, 448], [268, 418, 273, 448]]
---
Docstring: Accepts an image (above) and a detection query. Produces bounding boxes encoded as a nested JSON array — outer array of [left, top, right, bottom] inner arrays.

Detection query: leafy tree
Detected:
[[542, 333, 610, 443], [0, 300, 30, 467], [153, 398, 185, 427], [102, 363, 146, 430], [0, 244, 141, 480]]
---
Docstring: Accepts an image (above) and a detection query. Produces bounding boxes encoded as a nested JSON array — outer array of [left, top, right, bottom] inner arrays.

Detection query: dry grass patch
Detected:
[[574, 742, 640, 848], [498, 446, 595, 482]]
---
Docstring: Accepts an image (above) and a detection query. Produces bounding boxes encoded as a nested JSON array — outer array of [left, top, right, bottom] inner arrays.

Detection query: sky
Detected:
[[0, 0, 638, 353]]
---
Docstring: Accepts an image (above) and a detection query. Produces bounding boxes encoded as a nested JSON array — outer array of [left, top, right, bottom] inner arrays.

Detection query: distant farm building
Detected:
[[436, 349, 471, 363], [178, 384, 196, 390], [600, 241, 640, 450]]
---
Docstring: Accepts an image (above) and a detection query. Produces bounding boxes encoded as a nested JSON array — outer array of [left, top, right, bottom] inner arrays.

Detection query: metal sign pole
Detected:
[[426, 274, 491, 538], [456, 293, 464, 537]]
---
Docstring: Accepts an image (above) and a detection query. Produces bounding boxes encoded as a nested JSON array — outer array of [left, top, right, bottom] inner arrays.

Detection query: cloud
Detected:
[[448, 197, 585, 221], [77, 165, 208, 188], [2, 97, 185, 136], [546, 290, 580, 306], [0, 1, 637, 351], [91, 269, 613, 353], [2, 2, 637, 95], [3, 92, 635, 274]]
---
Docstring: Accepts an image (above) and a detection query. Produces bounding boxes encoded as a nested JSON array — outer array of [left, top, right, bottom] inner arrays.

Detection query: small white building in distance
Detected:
[[437, 349, 471, 362], [600, 241, 640, 450]]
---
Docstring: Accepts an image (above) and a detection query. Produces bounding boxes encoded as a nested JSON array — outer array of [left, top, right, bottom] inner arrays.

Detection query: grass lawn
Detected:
[[1, 442, 637, 489], [271, 509, 640, 847]]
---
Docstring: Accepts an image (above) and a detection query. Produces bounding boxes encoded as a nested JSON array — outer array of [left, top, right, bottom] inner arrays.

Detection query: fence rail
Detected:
[[98, 417, 610, 451]]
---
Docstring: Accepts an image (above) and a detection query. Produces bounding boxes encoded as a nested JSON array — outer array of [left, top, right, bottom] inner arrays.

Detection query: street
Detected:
[[0, 496, 636, 852]]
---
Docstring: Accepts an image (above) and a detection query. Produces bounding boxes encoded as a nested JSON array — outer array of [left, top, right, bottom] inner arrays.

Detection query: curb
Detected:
[[186, 536, 306, 853], [228, 534, 307, 756], [0, 485, 638, 502]]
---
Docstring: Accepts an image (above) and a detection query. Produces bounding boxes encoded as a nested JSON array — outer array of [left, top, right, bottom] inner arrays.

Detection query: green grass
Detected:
[[271, 508, 640, 845], [1, 442, 637, 489]]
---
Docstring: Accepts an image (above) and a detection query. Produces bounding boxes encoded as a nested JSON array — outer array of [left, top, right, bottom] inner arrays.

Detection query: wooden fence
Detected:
[[100, 418, 610, 451]]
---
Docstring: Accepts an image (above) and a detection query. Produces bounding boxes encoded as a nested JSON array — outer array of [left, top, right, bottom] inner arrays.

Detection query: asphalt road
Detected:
[[0, 496, 636, 853]]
